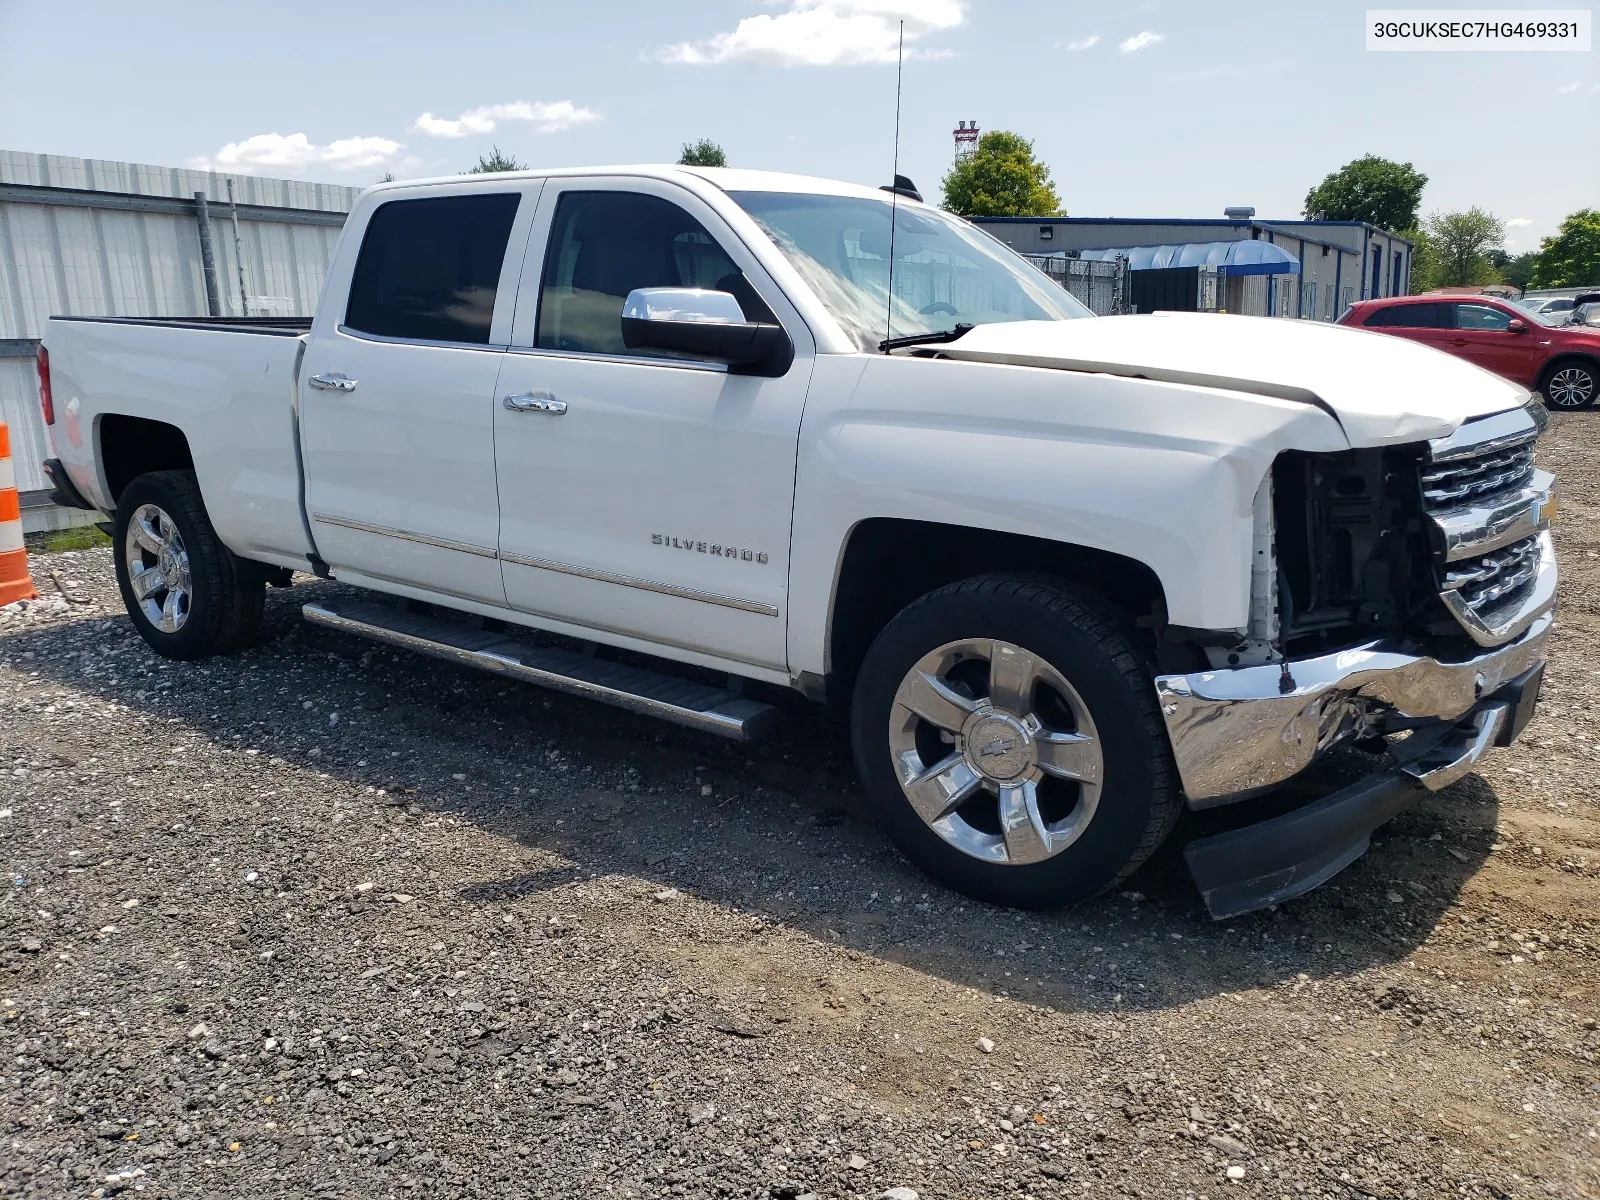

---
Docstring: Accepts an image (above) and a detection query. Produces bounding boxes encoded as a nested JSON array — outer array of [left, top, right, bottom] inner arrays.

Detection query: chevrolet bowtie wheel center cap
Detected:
[[962, 709, 1035, 783]]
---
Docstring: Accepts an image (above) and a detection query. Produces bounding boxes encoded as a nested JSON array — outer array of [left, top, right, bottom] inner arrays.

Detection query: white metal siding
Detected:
[[0, 151, 359, 521], [1, 358, 49, 493], [0, 150, 358, 213]]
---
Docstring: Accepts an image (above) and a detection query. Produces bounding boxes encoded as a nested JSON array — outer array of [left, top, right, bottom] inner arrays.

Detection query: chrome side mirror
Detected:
[[622, 288, 746, 325], [620, 287, 793, 377]]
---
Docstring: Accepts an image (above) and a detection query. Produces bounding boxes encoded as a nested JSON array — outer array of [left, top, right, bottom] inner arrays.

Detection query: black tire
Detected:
[[850, 574, 1180, 909], [1538, 357, 1599, 410], [113, 470, 265, 660]]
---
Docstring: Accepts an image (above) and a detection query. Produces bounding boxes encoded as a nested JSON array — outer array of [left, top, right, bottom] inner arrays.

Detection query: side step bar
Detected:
[[302, 600, 780, 742]]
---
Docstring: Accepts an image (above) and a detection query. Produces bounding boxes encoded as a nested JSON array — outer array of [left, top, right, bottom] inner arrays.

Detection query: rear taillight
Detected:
[[36, 344, 54, 425]]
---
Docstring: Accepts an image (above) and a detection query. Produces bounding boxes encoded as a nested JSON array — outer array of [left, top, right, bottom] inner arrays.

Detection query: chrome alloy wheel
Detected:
[[1546, 365, 1596, 409], [888, 638, 1103, 866], [124, 503, 193, 633]]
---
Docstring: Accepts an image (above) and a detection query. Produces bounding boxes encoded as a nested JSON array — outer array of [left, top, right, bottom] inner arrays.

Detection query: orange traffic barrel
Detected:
[[0, 422, 41, 605]]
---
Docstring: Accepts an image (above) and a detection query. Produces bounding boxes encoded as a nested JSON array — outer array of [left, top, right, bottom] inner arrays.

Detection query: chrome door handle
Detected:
[[503, 392, 567, 415], [308, 372, 357, 392]]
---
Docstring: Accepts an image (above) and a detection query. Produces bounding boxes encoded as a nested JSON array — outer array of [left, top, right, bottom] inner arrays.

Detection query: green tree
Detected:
[[1528, 209, 1600, 288], [468, 145, 525, 174], [1491, 246, 1542, 289], [678, 139, 728, 167], [1402, 226, 1436, 294], [1303, 155, 1428, 233], [940, 131, 1062, 218], [1425, 208, 1506, 287]]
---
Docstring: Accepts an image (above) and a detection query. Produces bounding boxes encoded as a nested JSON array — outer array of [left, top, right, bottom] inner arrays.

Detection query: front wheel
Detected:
[[850, 574, 1180, 909], [113, 470, 265, 660], [1540, 359, 1598, 410]]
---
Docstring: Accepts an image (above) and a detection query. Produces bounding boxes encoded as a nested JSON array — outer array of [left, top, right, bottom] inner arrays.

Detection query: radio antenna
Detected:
[[883, 19, 904, 351]]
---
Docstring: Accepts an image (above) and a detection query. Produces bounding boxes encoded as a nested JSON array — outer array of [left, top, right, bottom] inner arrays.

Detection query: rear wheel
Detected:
[[1540, 359, 1598, 410], [850, 574, 1180, 909], [113, 470, 265, 660]]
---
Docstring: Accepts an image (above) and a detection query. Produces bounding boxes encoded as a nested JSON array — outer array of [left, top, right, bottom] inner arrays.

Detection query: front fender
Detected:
[[786, 354, 1349, 676]]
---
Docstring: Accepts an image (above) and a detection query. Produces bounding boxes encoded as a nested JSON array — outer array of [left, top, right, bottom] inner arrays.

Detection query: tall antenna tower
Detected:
[[953, 119, 979, 162]]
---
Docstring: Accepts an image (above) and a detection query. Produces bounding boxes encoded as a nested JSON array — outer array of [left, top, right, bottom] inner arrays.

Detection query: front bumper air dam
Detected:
[[1181, 663, 1544, 919]]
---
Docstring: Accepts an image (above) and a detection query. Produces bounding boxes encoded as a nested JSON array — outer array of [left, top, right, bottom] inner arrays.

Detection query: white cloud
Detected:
[[189, 133, 402, 174], [411, 100, 601, 139], [651, 0, 965, 67], [1557, 81, 1581, 93], [1065, 34, 1100, 51], [1506, 217, 1533, 227], [1118, 30, 1164, 53]]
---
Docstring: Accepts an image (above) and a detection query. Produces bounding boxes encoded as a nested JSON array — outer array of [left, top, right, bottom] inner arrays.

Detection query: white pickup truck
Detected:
[[38, 165, 1556, 917]]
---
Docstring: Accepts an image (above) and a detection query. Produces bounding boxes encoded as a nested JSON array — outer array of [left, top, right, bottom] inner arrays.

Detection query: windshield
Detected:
[[730, 190, 1091, 350]]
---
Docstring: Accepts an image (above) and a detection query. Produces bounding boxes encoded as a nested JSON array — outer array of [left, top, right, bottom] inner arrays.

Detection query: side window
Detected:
[[1454, 304, 1511, 331], [1365, 302, 1445, 328], [345, 193, 521, 345], [535, 191, 743, 356]]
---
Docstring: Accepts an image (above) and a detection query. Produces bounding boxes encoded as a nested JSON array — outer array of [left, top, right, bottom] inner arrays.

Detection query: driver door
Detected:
[[1449, 303, 1530, 384], [491, 179, 815, 672]]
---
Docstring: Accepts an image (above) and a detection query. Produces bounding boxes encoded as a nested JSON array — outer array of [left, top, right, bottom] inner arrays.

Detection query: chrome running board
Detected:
[[302, 600, 780, 742]]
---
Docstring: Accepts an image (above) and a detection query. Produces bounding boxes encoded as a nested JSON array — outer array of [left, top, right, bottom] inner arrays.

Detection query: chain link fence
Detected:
[[1021, 254, 1130, 316]]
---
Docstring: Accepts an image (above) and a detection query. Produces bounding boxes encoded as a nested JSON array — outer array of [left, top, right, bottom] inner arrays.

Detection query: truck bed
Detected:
[[54, 314, 313, 335], [44, 314, 316, 571]]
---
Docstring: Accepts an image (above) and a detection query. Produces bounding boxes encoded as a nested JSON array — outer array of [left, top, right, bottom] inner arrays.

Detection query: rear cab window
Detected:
[[345, 193, 522, 344], [1364, 302, 1448, 329]]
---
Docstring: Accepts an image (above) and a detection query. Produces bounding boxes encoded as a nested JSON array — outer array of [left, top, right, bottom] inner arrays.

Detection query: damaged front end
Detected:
[[1156, 404, 1556, 917]]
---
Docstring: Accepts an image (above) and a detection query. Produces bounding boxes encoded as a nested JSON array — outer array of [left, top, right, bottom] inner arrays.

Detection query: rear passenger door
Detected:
[[299, 183, 541, 605], [1362, 301, 1451, 353]]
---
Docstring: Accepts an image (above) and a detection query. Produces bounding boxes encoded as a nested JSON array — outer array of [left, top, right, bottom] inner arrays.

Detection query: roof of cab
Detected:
[[362, 164, 921, 206]]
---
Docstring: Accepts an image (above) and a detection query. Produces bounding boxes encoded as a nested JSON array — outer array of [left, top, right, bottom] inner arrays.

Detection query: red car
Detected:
[[1338, 294, 1600, 410]]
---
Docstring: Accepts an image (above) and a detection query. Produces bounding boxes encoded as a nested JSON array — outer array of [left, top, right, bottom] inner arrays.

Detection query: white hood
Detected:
[[935, 312, 1530, 447]]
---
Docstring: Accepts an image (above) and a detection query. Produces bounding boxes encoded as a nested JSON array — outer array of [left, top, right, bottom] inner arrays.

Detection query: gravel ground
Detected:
[[3, 415, 1598, 1200]]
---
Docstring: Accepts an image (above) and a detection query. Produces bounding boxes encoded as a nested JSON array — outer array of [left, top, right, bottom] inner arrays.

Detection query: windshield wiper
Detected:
[[879, 323, 974, 353]]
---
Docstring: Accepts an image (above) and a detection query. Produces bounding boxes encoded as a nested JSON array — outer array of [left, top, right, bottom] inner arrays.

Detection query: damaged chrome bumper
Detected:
[[1155, 583, 1553, 807]]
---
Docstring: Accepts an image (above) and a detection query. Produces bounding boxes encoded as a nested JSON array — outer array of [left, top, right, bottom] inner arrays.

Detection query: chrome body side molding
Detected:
[[309, 512, 499, 559], [500, 551, 780, 617]]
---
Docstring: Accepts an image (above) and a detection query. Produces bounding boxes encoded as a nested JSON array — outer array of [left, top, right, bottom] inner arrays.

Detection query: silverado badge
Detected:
[[652, 534, 769, 564]]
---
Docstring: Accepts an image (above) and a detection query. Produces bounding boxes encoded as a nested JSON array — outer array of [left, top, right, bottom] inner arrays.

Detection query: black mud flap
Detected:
[[1183, 771, 1424, 920], [1493, 663, 1543, 747]]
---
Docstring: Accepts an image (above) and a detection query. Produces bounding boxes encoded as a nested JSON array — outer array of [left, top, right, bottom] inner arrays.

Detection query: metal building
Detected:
[[976, 214, 1413, 321], [0, 151, 360, 530]]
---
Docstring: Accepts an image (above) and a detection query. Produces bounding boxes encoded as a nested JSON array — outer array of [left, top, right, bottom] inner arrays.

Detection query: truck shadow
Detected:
[[11, 577, 1502, 1017]]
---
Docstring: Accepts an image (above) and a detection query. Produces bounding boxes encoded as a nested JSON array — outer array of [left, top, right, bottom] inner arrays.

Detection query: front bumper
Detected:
[[1155, 600, 1553, 807], [1183, 666, 1541, 919]]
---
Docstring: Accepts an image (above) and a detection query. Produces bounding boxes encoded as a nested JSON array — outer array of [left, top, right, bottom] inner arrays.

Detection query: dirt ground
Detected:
[[2, 413, 1597, 1200]]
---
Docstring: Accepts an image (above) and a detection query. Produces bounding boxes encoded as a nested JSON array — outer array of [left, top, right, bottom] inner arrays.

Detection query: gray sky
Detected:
[[1, 1, 1594, 246]]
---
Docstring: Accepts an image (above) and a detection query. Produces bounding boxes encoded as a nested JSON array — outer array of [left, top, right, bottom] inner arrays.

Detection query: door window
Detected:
[[1364, 302, 1448, 328], [534, 191, 748, 356], [345, 193, 521, 344], [1453, 304, 1512, 331]]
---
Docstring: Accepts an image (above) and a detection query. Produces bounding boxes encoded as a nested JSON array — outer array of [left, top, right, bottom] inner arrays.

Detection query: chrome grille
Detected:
[[1442, 534, 1540, 611], [1420, 439, 1534, 507], [1421, 411, 1548, 643]]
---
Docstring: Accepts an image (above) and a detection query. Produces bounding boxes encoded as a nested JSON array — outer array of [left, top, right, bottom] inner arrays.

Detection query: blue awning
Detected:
[[1067, 240, 1301, 275]]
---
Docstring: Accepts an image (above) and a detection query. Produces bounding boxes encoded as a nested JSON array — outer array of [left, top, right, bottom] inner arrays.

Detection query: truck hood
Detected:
[[934, 312, 1531, 447]]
